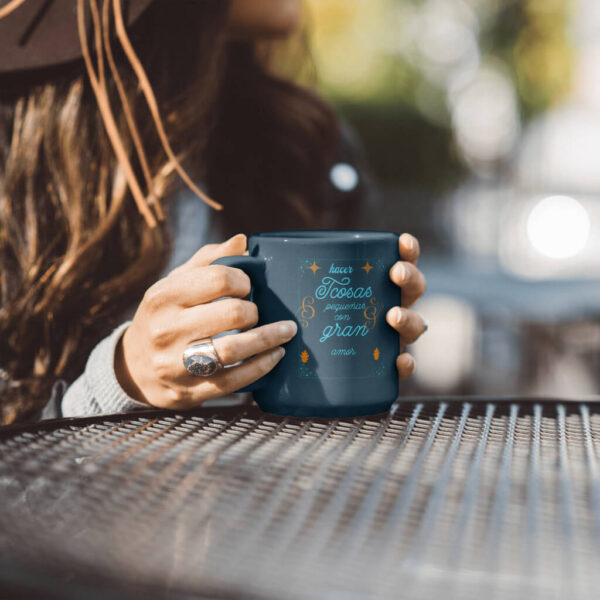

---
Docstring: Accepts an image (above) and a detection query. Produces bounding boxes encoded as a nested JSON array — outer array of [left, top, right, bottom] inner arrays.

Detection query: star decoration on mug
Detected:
[[307, 260, 321, 275], [361, 260, 373, 274]]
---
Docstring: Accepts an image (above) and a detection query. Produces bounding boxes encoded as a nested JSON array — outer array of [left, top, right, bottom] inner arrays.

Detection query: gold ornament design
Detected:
[[295, 295, 316, 328], [373, 347, 380, 361], [307, 260, 321, 275], [300, 349, 310, 363], [363, 296, 383, 330], [361, 260, 374, 274]]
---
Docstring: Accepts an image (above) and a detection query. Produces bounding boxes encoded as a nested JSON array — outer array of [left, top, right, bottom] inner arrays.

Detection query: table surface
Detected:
[[2, 397, 600, 599]]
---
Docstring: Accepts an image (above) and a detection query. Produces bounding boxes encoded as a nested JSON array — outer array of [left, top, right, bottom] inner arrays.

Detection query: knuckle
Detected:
[[148, 322, 172, 348], [228, 299, 247, 326], [228, 299, 257, 328], [143, 282, 166, 311], [206, 265, 230, 296], [232, 268, 252, 296], [247, 302, 259, 325], [207, 378, 234, 397], [151, 353, 172, 382], [163, 386, 191, 409], [206, 265, 251, 297], [214, 337, 233, 364], [260, 325, 280, 346]]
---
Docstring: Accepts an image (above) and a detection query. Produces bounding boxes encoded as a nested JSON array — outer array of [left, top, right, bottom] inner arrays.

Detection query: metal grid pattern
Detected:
[[1, 400, 600, 599]]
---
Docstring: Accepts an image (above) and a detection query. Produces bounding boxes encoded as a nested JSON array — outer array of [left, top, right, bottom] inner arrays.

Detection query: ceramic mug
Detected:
[[213, 230, 401, 417]]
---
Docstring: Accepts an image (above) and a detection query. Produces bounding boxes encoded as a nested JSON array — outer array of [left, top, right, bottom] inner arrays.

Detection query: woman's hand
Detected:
[[115, 233, 297, 409], [386, 233, 427, 381]]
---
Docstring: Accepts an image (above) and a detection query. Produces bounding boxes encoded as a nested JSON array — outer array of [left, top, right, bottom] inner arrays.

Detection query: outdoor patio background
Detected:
[[303, 0, 600, 398]]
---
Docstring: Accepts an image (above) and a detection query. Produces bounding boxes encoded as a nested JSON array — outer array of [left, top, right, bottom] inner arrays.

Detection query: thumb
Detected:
[[184, 233, 248, 270]]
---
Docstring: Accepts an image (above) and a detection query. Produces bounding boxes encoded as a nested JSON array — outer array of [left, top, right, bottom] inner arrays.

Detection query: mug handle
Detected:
[[211, 255, 269, 392]]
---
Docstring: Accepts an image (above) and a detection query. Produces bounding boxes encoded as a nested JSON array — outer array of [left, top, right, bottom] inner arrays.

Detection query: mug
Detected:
[[213, 230, 401, 417]]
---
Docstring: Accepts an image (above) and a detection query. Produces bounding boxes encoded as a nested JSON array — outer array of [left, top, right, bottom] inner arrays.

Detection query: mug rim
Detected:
[[250, 229, 398, 243]]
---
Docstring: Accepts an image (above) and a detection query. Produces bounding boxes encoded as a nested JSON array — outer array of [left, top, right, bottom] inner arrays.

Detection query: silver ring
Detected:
[[183, 338, 224, 377]]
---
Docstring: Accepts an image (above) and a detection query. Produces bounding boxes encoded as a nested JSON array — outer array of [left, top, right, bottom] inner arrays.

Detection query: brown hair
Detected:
[[0, 0, 339, 424]]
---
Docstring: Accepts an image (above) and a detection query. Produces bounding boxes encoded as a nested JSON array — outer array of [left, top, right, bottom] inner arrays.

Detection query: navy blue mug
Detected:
[[213, 230, 401, 418]]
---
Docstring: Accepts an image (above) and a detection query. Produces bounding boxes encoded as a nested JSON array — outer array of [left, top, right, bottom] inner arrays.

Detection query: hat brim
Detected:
[[0, 0, 154, 73]]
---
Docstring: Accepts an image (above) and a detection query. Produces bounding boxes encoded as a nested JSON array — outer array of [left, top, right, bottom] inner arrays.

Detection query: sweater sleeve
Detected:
[[61, 321, 150, 418]]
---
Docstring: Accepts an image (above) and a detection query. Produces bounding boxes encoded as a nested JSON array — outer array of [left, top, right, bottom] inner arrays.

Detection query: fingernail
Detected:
[[407, 355, 416, 372], [273, 346, 285, 360], [392, 306, 404, 325], [401, 233, 414, 252], [279, 320, 298, 338], [393, 262, 407, 282]]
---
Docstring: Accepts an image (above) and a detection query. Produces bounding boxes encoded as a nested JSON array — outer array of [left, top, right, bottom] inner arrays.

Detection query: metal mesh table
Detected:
[[1, 398, 600, 599]]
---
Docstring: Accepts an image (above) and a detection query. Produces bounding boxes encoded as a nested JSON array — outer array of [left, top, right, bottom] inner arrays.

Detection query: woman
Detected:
[[0, 0, 427, 424]]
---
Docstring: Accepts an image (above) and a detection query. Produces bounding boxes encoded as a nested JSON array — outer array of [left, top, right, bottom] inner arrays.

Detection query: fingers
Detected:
[[179, 298, 259, 339], [167, 318, 297, 385], [392, 234, 423, 383], [386, 307, 427, 344], [145, 264, 252, 310], [399, 233, 420, 264], [389, 261, 427, 307], [174, 347, 286, 409], [397, 353, 416, 381], [145, 298, 260, 351], [168, 234, 247, 277], [188, 233, 247, 267], [387, 305, 424, 381], [212, 320, 297, 366]]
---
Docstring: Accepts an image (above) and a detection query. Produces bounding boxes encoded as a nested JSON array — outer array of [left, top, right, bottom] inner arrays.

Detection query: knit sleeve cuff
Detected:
[[61, 321, 150, 417]]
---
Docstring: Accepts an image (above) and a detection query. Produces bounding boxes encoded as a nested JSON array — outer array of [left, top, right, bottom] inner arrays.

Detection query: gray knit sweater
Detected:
[[58, 189, 222, 418]]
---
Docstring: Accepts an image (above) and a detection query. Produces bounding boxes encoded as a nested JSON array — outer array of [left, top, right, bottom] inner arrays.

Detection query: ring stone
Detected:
[[183, 340, 224, 377]]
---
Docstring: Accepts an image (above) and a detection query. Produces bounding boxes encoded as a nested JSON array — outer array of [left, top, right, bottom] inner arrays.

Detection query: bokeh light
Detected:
[[526, 195, 590, 259], [449, 63, 519, 169], [412, 295, 478, 392], [330, 163, 359, 192]]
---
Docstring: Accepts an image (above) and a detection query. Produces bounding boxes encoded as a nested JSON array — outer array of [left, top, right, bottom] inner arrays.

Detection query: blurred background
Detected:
[[304, 0, 600, 398]]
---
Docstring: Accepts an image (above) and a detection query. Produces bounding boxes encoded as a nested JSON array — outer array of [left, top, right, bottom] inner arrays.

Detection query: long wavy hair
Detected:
[[0, 0, 339, 424]]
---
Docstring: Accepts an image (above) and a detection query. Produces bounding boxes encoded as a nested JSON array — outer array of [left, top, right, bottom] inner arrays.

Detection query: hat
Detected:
[[0, 0, 153, 73], [0, 0, 222, 225]]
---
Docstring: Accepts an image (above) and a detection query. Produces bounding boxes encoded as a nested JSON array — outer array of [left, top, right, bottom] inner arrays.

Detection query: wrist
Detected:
[[114, 329, 148, 404]]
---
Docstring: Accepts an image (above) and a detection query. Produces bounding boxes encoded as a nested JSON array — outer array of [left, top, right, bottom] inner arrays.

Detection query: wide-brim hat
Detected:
[[0, 0, 153, 73], [0, 0, 222, 225]]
